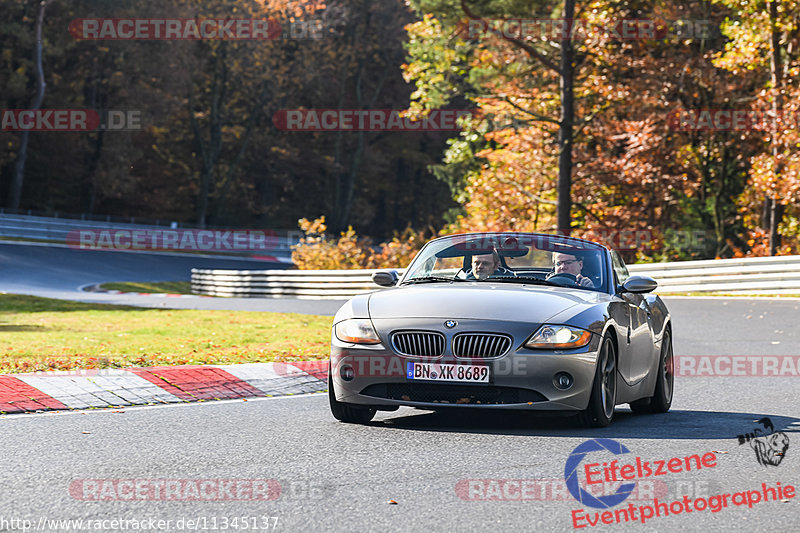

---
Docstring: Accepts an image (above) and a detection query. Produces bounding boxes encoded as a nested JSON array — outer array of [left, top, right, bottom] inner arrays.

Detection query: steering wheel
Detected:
[[547, 272, 578, 286]]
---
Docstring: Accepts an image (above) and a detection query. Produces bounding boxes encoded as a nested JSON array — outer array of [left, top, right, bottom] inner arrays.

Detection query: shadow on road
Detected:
[[373, 408, 800, 439]]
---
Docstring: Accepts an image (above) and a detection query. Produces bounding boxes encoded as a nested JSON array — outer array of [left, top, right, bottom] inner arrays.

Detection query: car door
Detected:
[[612, 251, 657, 384]]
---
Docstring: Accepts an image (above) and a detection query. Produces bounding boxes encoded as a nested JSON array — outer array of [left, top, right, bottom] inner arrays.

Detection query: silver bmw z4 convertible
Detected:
[[328, 232, 673, 427]]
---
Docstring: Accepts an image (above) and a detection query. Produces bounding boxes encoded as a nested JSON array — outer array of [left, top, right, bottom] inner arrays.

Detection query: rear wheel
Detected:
[[629, 329, 674, 414], [328, 364, 375, 424], [578, 336, 617, 428]]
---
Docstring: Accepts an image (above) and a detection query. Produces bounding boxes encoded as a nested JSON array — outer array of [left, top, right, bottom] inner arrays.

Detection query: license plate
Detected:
[[406, 362, 490, 383]]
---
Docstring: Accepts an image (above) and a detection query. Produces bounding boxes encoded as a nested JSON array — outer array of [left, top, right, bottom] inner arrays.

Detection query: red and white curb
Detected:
[[0, 361, 328, 415]]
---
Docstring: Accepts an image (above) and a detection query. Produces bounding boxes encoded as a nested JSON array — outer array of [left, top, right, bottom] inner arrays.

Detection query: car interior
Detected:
[[427, 238, 605, 290]]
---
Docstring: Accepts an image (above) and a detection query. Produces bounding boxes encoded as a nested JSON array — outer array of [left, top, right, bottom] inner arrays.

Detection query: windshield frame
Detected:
[[398, 232, 611, 293]]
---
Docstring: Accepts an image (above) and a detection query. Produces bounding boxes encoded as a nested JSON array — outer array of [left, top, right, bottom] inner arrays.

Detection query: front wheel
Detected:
[[629, 329, 674, 414], [578, 336, 617, 428], [328, 364, 375, 424]]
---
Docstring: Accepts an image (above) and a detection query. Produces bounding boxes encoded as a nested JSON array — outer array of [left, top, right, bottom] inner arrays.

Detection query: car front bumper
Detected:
[[330, 321, 603, 412]]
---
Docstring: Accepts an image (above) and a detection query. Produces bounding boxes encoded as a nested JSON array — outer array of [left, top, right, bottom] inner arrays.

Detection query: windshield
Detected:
[[401, 233, 608, 292]]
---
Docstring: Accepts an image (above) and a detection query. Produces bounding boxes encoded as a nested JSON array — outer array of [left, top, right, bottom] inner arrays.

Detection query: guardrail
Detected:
[[628, 255, 800, 295], [0, 213, 182, 242], [192, 255, 800, 298], [190, 268, 394, 299], [0, 212, 298, 256]]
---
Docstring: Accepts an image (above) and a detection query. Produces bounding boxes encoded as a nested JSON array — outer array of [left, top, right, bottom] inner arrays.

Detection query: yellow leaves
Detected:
[[291, 218, 430, 270], [298, 216, 327, 236]]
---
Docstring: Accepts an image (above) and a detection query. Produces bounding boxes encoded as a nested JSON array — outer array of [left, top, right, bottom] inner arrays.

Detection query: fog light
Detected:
[[340, 365, 355, 381], [554, 372, 573, 390]]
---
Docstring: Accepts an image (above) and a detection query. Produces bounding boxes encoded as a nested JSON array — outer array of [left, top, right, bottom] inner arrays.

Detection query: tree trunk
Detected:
[[338, 129, 366, 227], [191, 46, 228, 227], [332, 56, 389, 232], [557, 0, 576, 236], [81, 130, 104, 214], [80, 77, 103, 214], [768, 0, 784, 255], [329, 68, 349, 232], [9, 0, 51, 209], [213, 84, 271, 222]]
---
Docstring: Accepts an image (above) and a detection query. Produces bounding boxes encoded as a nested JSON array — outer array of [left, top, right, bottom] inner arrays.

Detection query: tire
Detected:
[[578, 336, 617, 428], [629, 328, 674, 414], [328, 364, 375, 424]]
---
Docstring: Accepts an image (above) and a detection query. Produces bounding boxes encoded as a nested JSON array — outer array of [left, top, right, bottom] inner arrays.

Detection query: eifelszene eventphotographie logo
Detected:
[[564, 438, 796, 528], [564, 438, 718, 509]]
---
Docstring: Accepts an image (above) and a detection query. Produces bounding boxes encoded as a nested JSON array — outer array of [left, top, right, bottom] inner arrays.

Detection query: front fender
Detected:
[[332, 294, 372, 325], [540, 301, 610, 335]]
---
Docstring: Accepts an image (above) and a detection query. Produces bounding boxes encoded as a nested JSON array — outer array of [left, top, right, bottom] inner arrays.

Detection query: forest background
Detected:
[[3, 0, 800, 268]]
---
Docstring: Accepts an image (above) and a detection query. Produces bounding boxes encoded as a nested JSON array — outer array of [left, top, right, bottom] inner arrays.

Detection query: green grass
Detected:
[[0, 294, 332, 373], [98, 281, 193, 294]]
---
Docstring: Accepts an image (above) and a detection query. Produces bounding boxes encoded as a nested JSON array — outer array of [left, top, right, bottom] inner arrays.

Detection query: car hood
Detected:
[[368, 283, 604, 322]]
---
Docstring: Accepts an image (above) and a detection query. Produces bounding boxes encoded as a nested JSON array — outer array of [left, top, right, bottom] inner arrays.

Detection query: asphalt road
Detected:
[[1, 298, 799, 532], [0, 242, 798, 531], [0, 241, 346, 315]]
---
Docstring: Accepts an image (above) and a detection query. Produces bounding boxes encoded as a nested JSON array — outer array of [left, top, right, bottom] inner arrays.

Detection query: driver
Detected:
[[547, 252, 595, 288], [467, 250, 512, 280]]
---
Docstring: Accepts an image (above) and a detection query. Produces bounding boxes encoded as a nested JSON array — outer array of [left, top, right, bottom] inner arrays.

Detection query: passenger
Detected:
[[467, 250, 512, 280]]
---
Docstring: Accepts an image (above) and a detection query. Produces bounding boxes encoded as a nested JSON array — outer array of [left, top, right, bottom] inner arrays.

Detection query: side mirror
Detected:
[[621, 275, 658, 294], [372, 270, 399, 287]]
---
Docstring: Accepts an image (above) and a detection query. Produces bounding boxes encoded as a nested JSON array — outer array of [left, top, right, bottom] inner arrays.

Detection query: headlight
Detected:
[[334, 318, 381, 344], [524, 325, 592, 349]]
